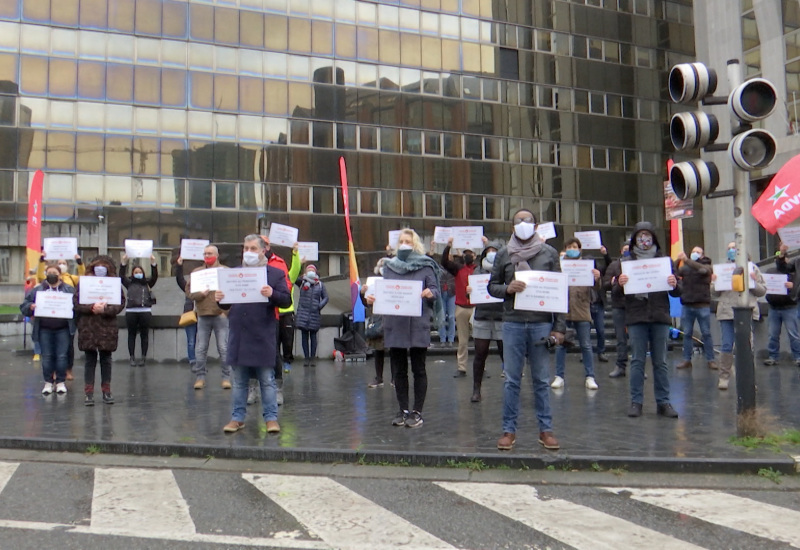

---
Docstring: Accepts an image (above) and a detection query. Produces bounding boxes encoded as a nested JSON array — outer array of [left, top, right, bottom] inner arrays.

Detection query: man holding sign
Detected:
[[489, 210, 565, 452], [613, 222, 681, 419]]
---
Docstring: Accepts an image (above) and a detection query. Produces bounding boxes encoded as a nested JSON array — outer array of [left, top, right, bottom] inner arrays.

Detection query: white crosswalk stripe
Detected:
[[436, 481, 704, 550], [604, 487, 800, 547], [0, 462, 18, 495], [244, 473, 455, 550]]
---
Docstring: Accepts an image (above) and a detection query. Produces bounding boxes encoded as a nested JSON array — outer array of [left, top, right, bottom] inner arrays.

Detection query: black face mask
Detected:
[[46, 274, 59, 285], [463, 254, 474, 265]]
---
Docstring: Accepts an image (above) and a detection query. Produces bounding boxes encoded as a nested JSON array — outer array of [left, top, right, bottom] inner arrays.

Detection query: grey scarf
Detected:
[[385, 252, 444, 325], [507, 234, 544, 271], [632, 244, 658, 259]]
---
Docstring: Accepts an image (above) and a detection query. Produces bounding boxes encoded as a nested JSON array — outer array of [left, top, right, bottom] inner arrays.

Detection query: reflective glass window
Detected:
[[288, 55, 309, 80], [22, 0, 49, 22], [78, 31, 106, 60], [215, 7, 240, 45], [135, 107, 159, 135], [106, 175, 133, 206], [106, 64, 133, 102], [265, 79, 289, 115], [163, 2, 188, 38], [605, 41, 620, 63], [161, 41, 186, 67], [239, 77, 264, 113], [135, 0, 162, 36], [358, 27, 380, 62], [239, 182, 264, 211], [188, 111, 213, 138], [289, 18, 311, 53], [20, 56, 48, 95], [444, 193, 463, 219], [190, 72, 214, 109], [46, 173, 74, 202], [290, 0, 310, 17], [20, 24, 48, 54], [46, 132, 76, 171], [132, 138, 159, 175], [107, 34, 134, 63], [0, 0, 18, 18], [214, 75, 238, 111], [289, 119, 309, 144], [215, 182, 237, 208], [75, 174, 103, 203], [287, 81, 311, 111], [134, 66, 160, 105], [265, 15, 289, 51], [49, 100, 74, 128], [47, 59, 76, 98], [108, 0, 135, 33], [133, 177, 158, 206], [380, 127, 400, 153], [381, 189, 400, 215], [265, 117, 288, 143], [336, 24, 357, 59], [105, 136, 133, 174], [0, 22, 18, 53], [313, 186, 334, 213], [401, 33, 421, 67], [136, 37, 161, 66], [379, 31, 401, 65], [159, 139, 187, 177], [240, 11, 264, 48], [161, 69, 186, 107], [189, 179, 212, 208], [51, 29, 78, 57], [80, 0, 107, 28], [189, 43, 214, 70], [360, 126, 377, 150], [312, 20, 334, 55], [76, 101, 104, 131], [190, 4, 214, 42], [238, 115, 262, 142]]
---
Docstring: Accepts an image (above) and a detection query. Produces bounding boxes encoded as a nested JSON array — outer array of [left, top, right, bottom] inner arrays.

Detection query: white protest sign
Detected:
[[297, 242, 319, 262], [388, 230, 403, 249], [777, 225, 800, 249], [43, 237, 78, 260], [574, 231, 602, 250], [535, 222, 556, 241], [218, 267, 269, 304], [468, 274, 502, 305], [620, 257, 673, 294], [763, 273, 789, 295], [364, 276, 382, 300], [452, 226, 484, 250], [268, 223, 299, 247], [560, 259, 595, 287], [124, 239, 153, 259], [373, 279, 423, 317], [433, 226, 454, 244], [190, 268, 220, 292], [34, 291, 74, 319], [180, 239, 210, 260], [513, 271, 568, 313], [79, 276, 122, 305]]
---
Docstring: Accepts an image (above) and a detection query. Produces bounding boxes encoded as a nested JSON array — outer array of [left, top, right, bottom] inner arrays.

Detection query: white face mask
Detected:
[[242, 251, 260, 266], [58, 264, 68, 273], [514, 221, 535, 240], [398, 244, 413, 251]]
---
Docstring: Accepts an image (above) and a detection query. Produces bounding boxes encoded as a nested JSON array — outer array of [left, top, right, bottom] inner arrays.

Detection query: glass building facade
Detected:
[[0, 0, 696, 283]]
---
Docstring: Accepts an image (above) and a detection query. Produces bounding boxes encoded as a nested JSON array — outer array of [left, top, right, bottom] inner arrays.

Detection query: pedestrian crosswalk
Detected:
[[0, 461, 796, 549]]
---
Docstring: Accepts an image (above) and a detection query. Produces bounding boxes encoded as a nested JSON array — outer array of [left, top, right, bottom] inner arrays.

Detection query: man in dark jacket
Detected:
[[216, 234, 292, 434], [591, 245, 613, 363], [765, 244, 800, 366], [613, 222, 681, 419], [675, 246, 716, 370], [602, 243, 630, 378], [489, 209, 565, 451], [441, 238, 477, 376]]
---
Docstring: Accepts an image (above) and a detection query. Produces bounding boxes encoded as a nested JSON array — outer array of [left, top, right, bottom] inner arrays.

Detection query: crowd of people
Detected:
[[21, 211, 787, 450]]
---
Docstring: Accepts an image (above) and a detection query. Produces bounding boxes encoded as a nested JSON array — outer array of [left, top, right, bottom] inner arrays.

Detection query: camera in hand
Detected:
[[540, 336, 558, 349]]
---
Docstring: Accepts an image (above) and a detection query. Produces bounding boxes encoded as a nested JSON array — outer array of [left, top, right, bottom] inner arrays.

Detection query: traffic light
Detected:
[[727, 77, 778, 170]]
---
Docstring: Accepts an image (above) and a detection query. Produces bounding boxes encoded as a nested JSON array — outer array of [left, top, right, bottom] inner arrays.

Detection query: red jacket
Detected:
[[441, 245, 476, 308]]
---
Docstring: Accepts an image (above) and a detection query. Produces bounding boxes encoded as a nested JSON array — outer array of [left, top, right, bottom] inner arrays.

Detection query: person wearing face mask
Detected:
[[362, 256, 392, 389], [37, 253, 84, 374], [613, 222, 681, 419], [711, 242, 766, 389], [366, 229, 441, 429], [73, 256, 126, 406], [762, 241, 800, 368], [602, 244, 631, 378], [215, 234, 292, 435], [186, 245, 231, 390], [551, 238, 601, 391], [465, 238, 505, 402], [440, 237, 478, 377], [21, 262, 77, 396], [488, 209, 566, 451], [120, 253, 158, 367], [294, 264, 329, 366], [674, 246, 716, 371]]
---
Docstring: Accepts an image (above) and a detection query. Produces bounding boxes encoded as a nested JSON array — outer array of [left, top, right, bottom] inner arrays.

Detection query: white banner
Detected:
[[297, 242, 319, 262], [268, 223, 299, 248], [124, 239, 153, 259], [468, 274, 503, 304], [372, 279, 423, 317], [777, 225, 800, 249], [452, 226, 484, 250], [364, 276, 382, 300], [620, 257, 673, 294], [560, 259, 595, 287], [573, 231, 602, 250], [433, 226, 453, 244], [43, 237, 78, 260], [180, 239, 209, 260], [513, 270, 568, 313], [78, 276, 122, 305], [388, 230, 403, 249], [713, 262, 756, 291], [218, 267, 268, 304], [34, 291, 74, 319], [763, 273, 789, 295]]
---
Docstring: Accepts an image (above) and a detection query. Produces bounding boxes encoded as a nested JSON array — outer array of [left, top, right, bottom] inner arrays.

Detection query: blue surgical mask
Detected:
[[485, 251, 497, 264], [727, 249, 736, 261], [133, 273, 144, 279], [690, 252, 701, 261], [622, 250, 631, 258], [565, 249, 580, 259], [94, 266, 108, 277]]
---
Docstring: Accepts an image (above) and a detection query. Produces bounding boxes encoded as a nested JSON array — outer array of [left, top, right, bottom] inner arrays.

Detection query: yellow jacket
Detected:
[[37, 258, 85, 287]]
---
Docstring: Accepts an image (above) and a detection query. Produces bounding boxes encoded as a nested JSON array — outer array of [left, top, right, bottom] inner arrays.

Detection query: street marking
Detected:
[[92, 468, 195, 537], [793, 455, 800, 473], [244, 473, 455, 550], [0, 462, 19, 496], [437, 482, 702, 550], [605, 487, 800, 547]]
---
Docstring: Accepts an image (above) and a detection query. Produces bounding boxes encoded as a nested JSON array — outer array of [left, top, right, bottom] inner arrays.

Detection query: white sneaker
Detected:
[[42, 382, 53, 395], [585, 376, 599, 390], [550, 376, 564, 389], [55, 382, 67, 394]]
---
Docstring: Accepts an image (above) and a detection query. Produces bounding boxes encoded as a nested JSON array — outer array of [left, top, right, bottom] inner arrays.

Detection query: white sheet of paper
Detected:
[[713, 262, 756, 291], [218, 267, 268, 304], [560, 259, 595, 287], [763, 273, 789, 295], [79, 276, 122, 305], [453, 226, 484, 249], [297, 242, 319, 262], [748, 261, 757, 289], [535, 222, 556, 240], [620, 257, 673, 294], [34, 291, 74, 319], [513, 270, 568, 313], [190, 267, 219, 292], [777, 226, 800, 249], [43, 237, 78, 260], [574, 231, 602, 250], [468, 274, 502, 305], [433, 226, 453, 244], [124, 239, 153, 259], [388, 230, 403, 249], [180, 239, 210, 260], [268, 223, 298, 247], [364, 276, 382, 300], [372, 279, 423, 317]]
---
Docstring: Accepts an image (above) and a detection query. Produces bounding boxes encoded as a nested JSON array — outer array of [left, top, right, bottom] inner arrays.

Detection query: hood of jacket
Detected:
[[86, 255, 118, 277], [628, 221, 662, 257]]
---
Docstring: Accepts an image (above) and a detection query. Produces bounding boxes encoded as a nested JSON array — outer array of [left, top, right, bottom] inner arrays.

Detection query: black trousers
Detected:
[[84, 350, 112, 392], [472, 338, 504, 384], [126, 311, 152, 357], [278, 312, 295, 362], [390, 347, 427, 413]]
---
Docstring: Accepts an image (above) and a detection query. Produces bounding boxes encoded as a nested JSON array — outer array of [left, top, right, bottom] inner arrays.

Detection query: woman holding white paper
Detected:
[[120, 254, 158, 367], [365, 229, 441, 429]]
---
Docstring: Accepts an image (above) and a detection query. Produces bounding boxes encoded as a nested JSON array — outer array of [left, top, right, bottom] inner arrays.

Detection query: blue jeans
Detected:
[[439, 294, 456, 343], [590, 302, 606, 354], [555, 320, 594, 378], [300, 329, 318, 358], [612, 308, 628, 368], [39, 327, 70, 384], [33, 340, 41, 355], [628, 323, 671, 405], [193, 315, 231, 379], [231, 364, 277, 423], [681, 306, 714, 361], [767, 307, 800, 360], [502, 321, 553, 434], [185, 323, 197, 363], [719, 318, 754, 354]]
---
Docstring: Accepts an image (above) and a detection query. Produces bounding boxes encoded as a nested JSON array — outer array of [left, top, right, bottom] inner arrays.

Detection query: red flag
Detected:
[[751, 154, 800, 234], [25, 170, 44, 278], [338, 157, 361, 312]]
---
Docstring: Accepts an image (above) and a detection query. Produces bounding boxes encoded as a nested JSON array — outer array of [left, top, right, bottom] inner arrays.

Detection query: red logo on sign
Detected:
[[539, 277, 545, 283], [238, 273, 244, 278], [646, 283, 652, 288], [241, 292, 247, 297], [539, 300, 545, 306], [394, 304, 400, 309]]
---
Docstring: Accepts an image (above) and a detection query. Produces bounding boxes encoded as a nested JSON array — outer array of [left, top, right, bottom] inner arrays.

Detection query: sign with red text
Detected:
[[513, 270, 568, 313], [372, 279, 423, 317]]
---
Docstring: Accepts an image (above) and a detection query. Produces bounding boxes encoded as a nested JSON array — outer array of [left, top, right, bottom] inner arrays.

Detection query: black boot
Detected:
[[470, 383, 481, 403]]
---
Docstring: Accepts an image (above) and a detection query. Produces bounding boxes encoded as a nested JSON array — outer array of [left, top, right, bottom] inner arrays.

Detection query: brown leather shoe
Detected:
[[497, 432, 516, 450], [223, 420, 245, 433], [538, 431, 560, 450], [66, 370, 74, 381], [676, 360, 692, 369], [707, 360, 718, 370], [266, 420, 281, 433]]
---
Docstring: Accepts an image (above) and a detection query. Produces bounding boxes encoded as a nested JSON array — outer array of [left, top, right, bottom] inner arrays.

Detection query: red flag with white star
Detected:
[[25, 170, 44, 278], [751, 154, 800, 234]]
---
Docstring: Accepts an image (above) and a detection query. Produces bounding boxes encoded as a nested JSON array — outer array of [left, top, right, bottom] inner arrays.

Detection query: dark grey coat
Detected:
[[382, 264, 439, 349], [295, 278, 329, 331]]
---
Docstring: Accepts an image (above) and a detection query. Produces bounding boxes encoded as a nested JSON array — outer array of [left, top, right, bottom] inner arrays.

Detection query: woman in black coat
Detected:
[[295, 264, 329, 366], [120, 254, 158, 366]]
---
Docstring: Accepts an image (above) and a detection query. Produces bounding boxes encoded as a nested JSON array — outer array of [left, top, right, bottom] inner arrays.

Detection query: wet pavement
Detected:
[[1, 339, 799, 473]]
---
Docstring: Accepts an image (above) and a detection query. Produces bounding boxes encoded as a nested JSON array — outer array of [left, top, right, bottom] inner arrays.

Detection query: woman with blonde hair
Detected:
[[365, 229, 441, 428]]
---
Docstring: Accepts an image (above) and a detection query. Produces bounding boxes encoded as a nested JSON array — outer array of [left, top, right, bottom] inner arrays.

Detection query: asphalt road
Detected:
[[0, 450, 798, 550]]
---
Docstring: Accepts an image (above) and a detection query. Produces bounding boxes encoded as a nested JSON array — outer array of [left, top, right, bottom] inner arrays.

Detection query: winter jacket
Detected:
[[487, 243, 567, 333], [676, 256, 713, 306], [295, 275, 329, 331], [613, 222, 681, 326], [765, 263, 797, 309], [73, 256, 125, 352], [187, 263, 228, 317], [472, 243, 505, 322], [120, 263, 158, 309], [441, 245, 476, 308], [382, 263, 439, 349], [267, 250, 299, 316], [439, 269, 456, 298], [591, 250, 612, 305], [175, 263, 195, 314], [602, 258, 626, 309], [565, 257, 600, 322], [713, 264, 766, 321], [20, 282, 77, 342], [219, 264, 292, 368]]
